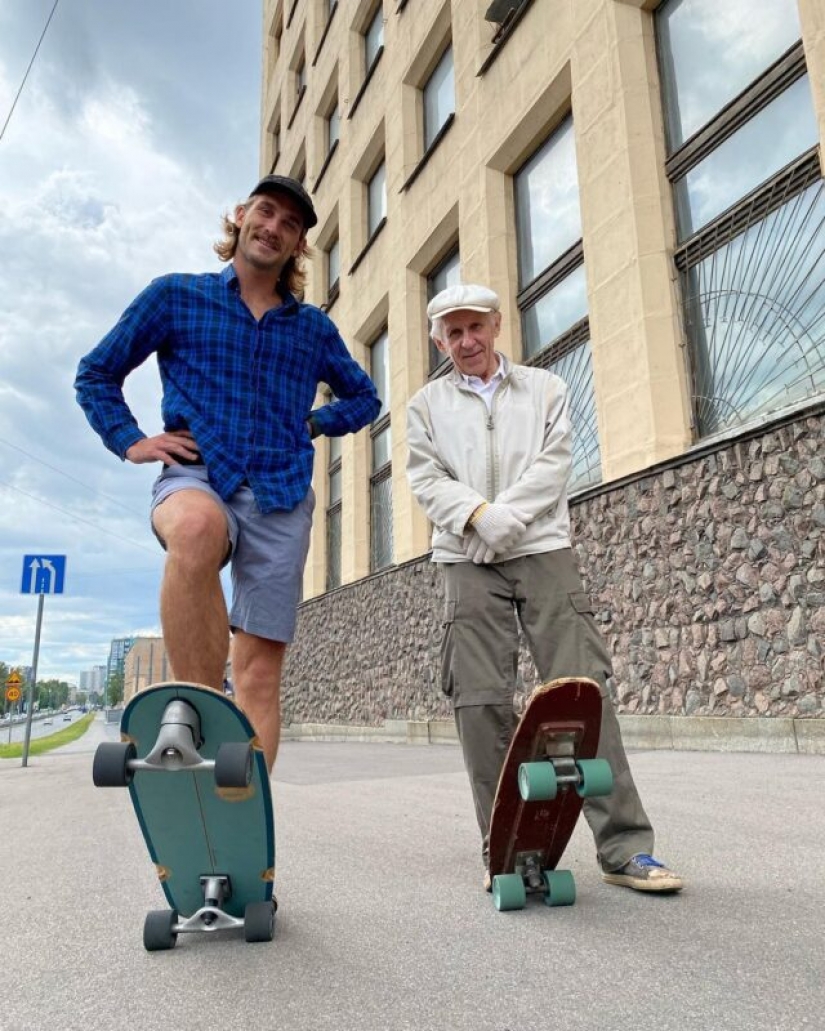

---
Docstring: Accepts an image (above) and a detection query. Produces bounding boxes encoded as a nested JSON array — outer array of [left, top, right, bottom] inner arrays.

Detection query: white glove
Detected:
[[471, 503, 530, 552], [464, 531, 496, 565]]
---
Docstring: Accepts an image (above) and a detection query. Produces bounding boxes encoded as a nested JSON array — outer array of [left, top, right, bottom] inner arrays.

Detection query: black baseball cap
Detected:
[[249, 174, 318, 229]]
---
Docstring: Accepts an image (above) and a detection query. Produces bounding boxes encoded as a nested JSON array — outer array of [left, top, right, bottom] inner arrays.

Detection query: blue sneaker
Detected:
[[602, 853, 683, 893]]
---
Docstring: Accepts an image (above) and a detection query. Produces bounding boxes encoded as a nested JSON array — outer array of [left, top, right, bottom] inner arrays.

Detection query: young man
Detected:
[[76, 175, 380, 770], [406, 283, 683, 894]]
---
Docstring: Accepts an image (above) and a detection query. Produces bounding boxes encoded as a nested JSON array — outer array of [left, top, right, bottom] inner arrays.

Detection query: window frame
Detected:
[[655, 2, 822, 440], [368, 329, 393, 572], [325, 422, 343, 593]]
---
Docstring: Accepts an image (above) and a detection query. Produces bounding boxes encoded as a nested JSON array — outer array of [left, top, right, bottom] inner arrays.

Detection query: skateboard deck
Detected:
[[93, 681, 275, 949], [487, 676, 613, 911]]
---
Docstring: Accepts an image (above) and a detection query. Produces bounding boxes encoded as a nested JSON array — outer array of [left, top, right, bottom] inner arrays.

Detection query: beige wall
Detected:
[[123, 637, 170, 703], [261, 0, 824, 598], [799, 0, 825, 176]]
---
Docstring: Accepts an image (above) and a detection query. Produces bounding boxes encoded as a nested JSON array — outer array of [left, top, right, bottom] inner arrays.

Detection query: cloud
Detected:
[[0, 9, 258, 684]]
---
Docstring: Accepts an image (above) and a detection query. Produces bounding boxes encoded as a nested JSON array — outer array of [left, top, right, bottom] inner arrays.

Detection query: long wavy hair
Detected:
[[213, 200, 310, 299]]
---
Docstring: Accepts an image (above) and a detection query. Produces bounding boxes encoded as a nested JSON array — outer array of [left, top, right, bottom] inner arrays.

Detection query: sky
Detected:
[[0, 0, 263, 685]]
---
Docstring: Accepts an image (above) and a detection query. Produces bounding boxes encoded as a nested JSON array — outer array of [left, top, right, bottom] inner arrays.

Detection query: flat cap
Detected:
[[426, 284, 500, 321]]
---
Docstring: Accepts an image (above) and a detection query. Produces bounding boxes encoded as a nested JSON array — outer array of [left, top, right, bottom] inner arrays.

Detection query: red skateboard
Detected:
[[488, 676, 613, 911]]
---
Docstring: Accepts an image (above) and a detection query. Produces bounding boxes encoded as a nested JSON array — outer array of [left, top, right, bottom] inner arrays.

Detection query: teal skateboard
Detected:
[[93, 681, 276, 951]]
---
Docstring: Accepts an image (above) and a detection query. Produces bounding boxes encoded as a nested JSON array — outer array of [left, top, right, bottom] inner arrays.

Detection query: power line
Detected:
[[0, 479, 158, 554], [0, 0, 61, 144], [0, 436, 138, 515]]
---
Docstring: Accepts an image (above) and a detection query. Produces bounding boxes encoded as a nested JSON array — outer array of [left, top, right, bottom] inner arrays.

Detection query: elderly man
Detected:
[[406, 283, 682, 894]]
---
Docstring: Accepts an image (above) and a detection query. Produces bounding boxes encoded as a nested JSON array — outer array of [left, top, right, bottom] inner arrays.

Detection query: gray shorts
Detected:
[[150, 465, 315, 643]]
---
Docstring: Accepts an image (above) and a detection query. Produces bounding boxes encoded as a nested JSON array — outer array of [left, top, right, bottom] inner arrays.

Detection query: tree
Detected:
[[36, 679, 71, 710], [0, 661, 8, 717], [107, 669, 124, 707]]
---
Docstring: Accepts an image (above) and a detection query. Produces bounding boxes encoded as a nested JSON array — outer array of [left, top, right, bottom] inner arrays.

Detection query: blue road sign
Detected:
[[21, 555, 67, 595]]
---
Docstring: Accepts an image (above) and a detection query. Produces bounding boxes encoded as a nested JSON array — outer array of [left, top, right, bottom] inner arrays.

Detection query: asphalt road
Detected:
[[1, 709, 83, 745], [2, 716, 823, 1031]]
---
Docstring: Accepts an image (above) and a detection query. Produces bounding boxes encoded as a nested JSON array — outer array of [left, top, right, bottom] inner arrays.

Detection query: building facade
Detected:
[[79, 664, 107, 699], [122, 637, 171, 704], [261, 0, 825, 726], [106, 637, 134, 686]]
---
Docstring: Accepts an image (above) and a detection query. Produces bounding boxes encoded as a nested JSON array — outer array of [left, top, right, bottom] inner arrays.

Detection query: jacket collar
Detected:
[[449, 350, 512, 385]]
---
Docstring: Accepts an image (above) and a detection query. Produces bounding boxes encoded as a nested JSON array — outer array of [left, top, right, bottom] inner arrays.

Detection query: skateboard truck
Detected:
[[93, 699, 254, 789], [515, 852, 545, 892], [169, 875, 243, 934], [143, 875, 277, 950], [141, 700, 204, 771]]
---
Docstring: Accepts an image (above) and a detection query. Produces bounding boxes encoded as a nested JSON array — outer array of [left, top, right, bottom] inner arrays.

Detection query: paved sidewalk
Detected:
[[2, 719, 823, 1031]]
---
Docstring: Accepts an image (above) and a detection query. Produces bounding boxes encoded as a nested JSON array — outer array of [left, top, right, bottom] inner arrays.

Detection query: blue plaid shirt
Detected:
[[75, 264, 380, 513]]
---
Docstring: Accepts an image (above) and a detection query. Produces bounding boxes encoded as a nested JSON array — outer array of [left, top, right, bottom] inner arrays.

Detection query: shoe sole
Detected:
[[602, 872, 684, 893]]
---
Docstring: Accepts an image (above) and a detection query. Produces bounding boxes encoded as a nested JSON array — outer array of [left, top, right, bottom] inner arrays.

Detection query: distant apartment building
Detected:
[[261, 0, 825, 726], [79, 664, 107, 698], [106, 636, 134, 700], [123, 637, 171, 704]]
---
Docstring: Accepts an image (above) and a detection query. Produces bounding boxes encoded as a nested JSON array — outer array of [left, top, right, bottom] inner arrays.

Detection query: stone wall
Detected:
[[281, 408, 825, 726]]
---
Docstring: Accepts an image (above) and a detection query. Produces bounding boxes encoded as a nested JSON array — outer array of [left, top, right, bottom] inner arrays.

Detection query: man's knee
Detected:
[[153, 492, 229, 565]]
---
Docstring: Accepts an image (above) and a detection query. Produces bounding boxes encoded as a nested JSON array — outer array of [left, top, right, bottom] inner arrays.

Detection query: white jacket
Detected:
[[406, 354, 573, 562]]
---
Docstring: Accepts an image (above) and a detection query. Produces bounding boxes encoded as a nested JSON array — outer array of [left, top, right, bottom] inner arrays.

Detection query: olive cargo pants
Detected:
[[440, 549, 654, 872]]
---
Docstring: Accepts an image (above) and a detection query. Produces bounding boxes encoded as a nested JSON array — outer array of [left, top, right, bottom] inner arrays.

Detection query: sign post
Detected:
[[5, 671, 23, 744], [20, 555, 66, 768]]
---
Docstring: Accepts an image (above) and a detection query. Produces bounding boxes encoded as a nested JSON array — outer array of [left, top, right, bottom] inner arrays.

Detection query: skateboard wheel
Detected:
[[574, 759, 613, 798], [92, 742, 137, 787], [542, 869, 576, 907], [518, 761, 558, 802], [143, 909, 178, 951], [492, 873, 527, 912], [244, 900, 276, 943], [215, 742, 253, 788]]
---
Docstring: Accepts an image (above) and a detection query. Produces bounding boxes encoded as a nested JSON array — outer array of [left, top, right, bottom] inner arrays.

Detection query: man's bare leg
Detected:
[[231, 631, 286, 772], [152, 490, 230, 689]]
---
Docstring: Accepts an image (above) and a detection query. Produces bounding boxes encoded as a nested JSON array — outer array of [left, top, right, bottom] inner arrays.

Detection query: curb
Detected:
[[282, 715, 825, 755]]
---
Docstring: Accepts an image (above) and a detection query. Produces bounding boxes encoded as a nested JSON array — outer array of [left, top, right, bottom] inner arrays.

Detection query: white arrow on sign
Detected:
[[41, 559, 55, 592], [27, 558, 40, 594], [27, 558, 58, 594]]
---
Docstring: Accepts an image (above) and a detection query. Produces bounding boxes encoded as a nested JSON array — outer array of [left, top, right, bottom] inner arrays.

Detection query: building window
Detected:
[[369, 329, 393, 571], [423, 46, 455, 151], [426, 247, 460, 374], [292, 53, 306, 120], [326, 431, 342, 591], [327, 236, 340, 305], [656, 0, 824, 438], [514, 115, 600, 491], [292, 152, 307, 186], [327, 101, 340, 153], [368, 159, 387, 238], [365, 5, 384, 76], [348, 3, 384, 119], [270, 121, 281, 171]]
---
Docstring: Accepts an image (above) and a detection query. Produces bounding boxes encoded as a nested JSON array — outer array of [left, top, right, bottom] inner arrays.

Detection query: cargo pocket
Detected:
[[440, 598, 457, 698], [567, 591, 612, 689], [569, 591, 595, 615]]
